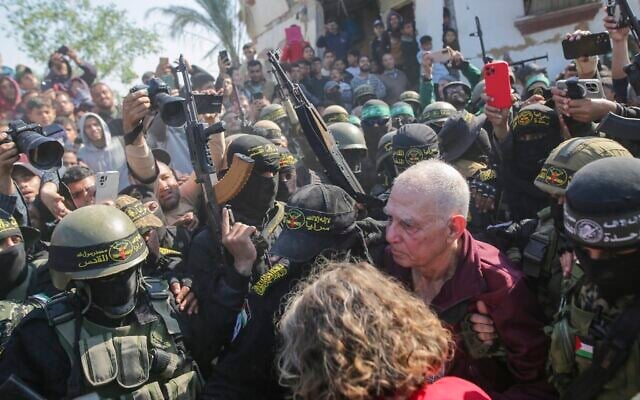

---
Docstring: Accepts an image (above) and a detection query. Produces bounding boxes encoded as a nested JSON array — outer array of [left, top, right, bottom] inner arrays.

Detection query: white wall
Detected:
[[451, 0, 640, 81]]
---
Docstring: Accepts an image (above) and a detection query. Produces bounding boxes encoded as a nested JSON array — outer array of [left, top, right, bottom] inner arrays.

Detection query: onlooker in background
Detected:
[[302, 44, 315, 63], [77, 112, 129, 190], [53, 91, 75, 121], [443, 28, 461, 51], [0, 76, 21, 119], [62, 148, 79, 168], [303, 57, 328, 105], [43, 47, 96, 91], [280, 24, 310, 64], [55, 116, 79, 149], [239, 42, 259, 83], [278, 262, 491, 400], [320, 49, 336, 78], [333, 58, 353, 83], [351, 55, 386, 100], [244, 60, 276, 102], [324, 69, 352, 110], [25, 96, 56, 127], [0, 53, 14, 77], [387, 10, 403, 34], [401, 20, 420, 88], [90, 82, 120, 123], [11, 162, 42, 205], [371, 19, 391, 66], [316, 17, 350, 60], [380, 53, 409, 104], [346, 49, 361, 77], [14, 65, 39, 93]]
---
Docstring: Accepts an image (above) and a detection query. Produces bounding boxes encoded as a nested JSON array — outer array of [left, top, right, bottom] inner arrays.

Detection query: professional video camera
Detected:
[[130, 77, 186, 127], [1, 120, 64, 170]]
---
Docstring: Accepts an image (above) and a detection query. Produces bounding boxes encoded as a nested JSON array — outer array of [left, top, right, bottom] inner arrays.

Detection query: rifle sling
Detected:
[[561, 294, 640, 400]]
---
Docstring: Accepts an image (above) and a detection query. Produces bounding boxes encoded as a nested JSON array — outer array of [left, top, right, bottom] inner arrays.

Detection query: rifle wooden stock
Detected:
[[214, 153, 254, 204]]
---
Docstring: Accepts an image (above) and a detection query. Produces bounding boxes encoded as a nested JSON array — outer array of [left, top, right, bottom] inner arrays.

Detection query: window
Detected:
[[524, 0, 599, 16]]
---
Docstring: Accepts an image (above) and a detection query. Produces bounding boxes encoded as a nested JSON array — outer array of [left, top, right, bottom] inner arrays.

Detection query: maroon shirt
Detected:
[[384, 230, 557, 400]]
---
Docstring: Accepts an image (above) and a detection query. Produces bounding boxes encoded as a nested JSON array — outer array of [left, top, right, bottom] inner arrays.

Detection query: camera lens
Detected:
[[15, 130, 64, 169]]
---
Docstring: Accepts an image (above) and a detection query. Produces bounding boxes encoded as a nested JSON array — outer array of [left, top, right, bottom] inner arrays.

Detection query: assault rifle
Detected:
[[470, 16, 492, 64], [267, 49, 382, 207], [509, 54, 549, 68], [610, 0, 640, 93], [176, 55, 254, 257], [597, 111, 640, 141], [0, 375, 46, 400]]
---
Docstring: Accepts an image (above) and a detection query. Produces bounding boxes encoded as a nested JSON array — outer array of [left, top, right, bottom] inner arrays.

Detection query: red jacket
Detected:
[[385, 230, 557, 400], [410, 377, 490, 400], [280, 40, 310, 64]]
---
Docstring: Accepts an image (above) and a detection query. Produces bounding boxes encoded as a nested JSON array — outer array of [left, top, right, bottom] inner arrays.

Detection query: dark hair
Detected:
[[247, 60, 262, 69], [62, 165, 95, 185], [312, 57, 322, 63], [297, 60, 311, 68], [90, 81, 111, 91], [303, 44, 314, 52], [55, 116, 74, 126], [348, 49, 360, 58], [442, 28, 460, 51], [323, 49, 336, 58], [242, 43, 255, 50], [419, 35, 433, 45], [26, 96, 53, 112], [358, 55, 370, 62]]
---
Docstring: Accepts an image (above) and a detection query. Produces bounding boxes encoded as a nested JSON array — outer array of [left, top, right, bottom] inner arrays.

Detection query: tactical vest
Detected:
[[549, 281, 640, 400], [44, 278, 200, 400], [1, 262, 50, 350]]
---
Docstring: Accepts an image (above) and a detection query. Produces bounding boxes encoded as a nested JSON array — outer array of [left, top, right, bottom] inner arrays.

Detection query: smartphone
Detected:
[[556, 78, 604, 99], [252, 92, 264, 101], [194, 94, 223, 114], [159, 56, 170, 65], [95, 171, 120, 203], [484, 61, 512, 108], [562, 32, 611, 59], [57, 45, 69, 55], [428, 48, 451, 63]]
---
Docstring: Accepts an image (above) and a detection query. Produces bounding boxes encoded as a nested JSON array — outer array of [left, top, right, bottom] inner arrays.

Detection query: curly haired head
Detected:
[[277, 262, 453, 400]]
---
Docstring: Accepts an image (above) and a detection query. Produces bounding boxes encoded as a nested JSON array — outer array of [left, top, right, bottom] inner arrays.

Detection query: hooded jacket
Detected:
[[77, 113, 130, 190], [384, 231, 556, 400], [0, 76, 21, 116], [44, 57, 96, 92]]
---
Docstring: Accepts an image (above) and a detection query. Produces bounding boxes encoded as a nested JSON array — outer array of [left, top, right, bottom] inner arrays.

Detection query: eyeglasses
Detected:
[[362, 117, 390, 127], [71, 185, 96, 199]]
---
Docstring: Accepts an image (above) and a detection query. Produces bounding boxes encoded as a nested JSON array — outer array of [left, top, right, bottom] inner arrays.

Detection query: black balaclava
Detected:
[[84, 267, 141, 320], [226, 135, 281, 226], [460, 129, 492, 164], [0, 243, 27, 298], [574, 247, 640, 302], [549, 198, 565, 233], [511, 104, 562, 182]]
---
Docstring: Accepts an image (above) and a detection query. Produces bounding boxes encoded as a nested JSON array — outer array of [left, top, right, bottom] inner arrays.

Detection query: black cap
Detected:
[[0, 208, 39, 249], [511, 104, 560, 138], [152, 148, 172, 166], [270, 184, 357, 262], [391, 124, 440, 170], [438, 112, 486, 162], [564, 157, 640, 248], [226, 134, 280, 173]]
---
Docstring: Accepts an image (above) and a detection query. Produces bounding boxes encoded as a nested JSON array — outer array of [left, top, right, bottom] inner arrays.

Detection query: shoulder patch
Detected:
[[252, 263, 288, 296]]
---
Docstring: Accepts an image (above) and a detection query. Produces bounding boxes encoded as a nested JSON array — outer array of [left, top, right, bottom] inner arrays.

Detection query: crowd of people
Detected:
[[1, 4, 640, 399]]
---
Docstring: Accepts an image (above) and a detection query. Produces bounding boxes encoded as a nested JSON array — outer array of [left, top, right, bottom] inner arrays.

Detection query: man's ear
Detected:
[[446, 214, 467, 242]]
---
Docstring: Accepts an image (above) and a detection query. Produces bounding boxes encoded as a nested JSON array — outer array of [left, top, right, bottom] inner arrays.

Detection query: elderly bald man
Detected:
[[383, 159, 556, 400]]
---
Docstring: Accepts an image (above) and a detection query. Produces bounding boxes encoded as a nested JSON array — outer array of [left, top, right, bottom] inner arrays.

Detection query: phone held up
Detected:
[[483, 61, 512, 109]]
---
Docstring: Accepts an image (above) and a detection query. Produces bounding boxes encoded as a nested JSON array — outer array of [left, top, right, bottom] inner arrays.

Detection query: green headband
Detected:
[[362, 104, 391, 120]]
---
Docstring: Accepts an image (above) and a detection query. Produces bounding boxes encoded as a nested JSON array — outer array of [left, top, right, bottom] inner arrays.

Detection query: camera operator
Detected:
[[43, 47, 96, 91]]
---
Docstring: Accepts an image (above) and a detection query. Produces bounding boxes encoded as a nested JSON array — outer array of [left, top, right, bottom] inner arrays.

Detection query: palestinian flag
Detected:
[[575, 337, 594, 360]]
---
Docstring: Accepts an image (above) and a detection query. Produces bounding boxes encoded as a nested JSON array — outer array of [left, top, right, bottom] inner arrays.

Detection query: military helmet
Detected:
[[49, 205, 148, 290], [470, 80, 486, 112], [376, 129, 397, 170], [253, 119, 285, 145], [420, 101, 456, 126], [361, 99, 390, 121], [353, 84, 376, 105], [328, 122, 367, 151], [323, 105, 350, 125], [399, 90, 420, 106], [259, 103, 287, 122], [535, 137, 632, 196], [391, 101, 415, 118], [442, 81, 472, 97], [564, 157, 640, 249], [349, 114, 362, 128]]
